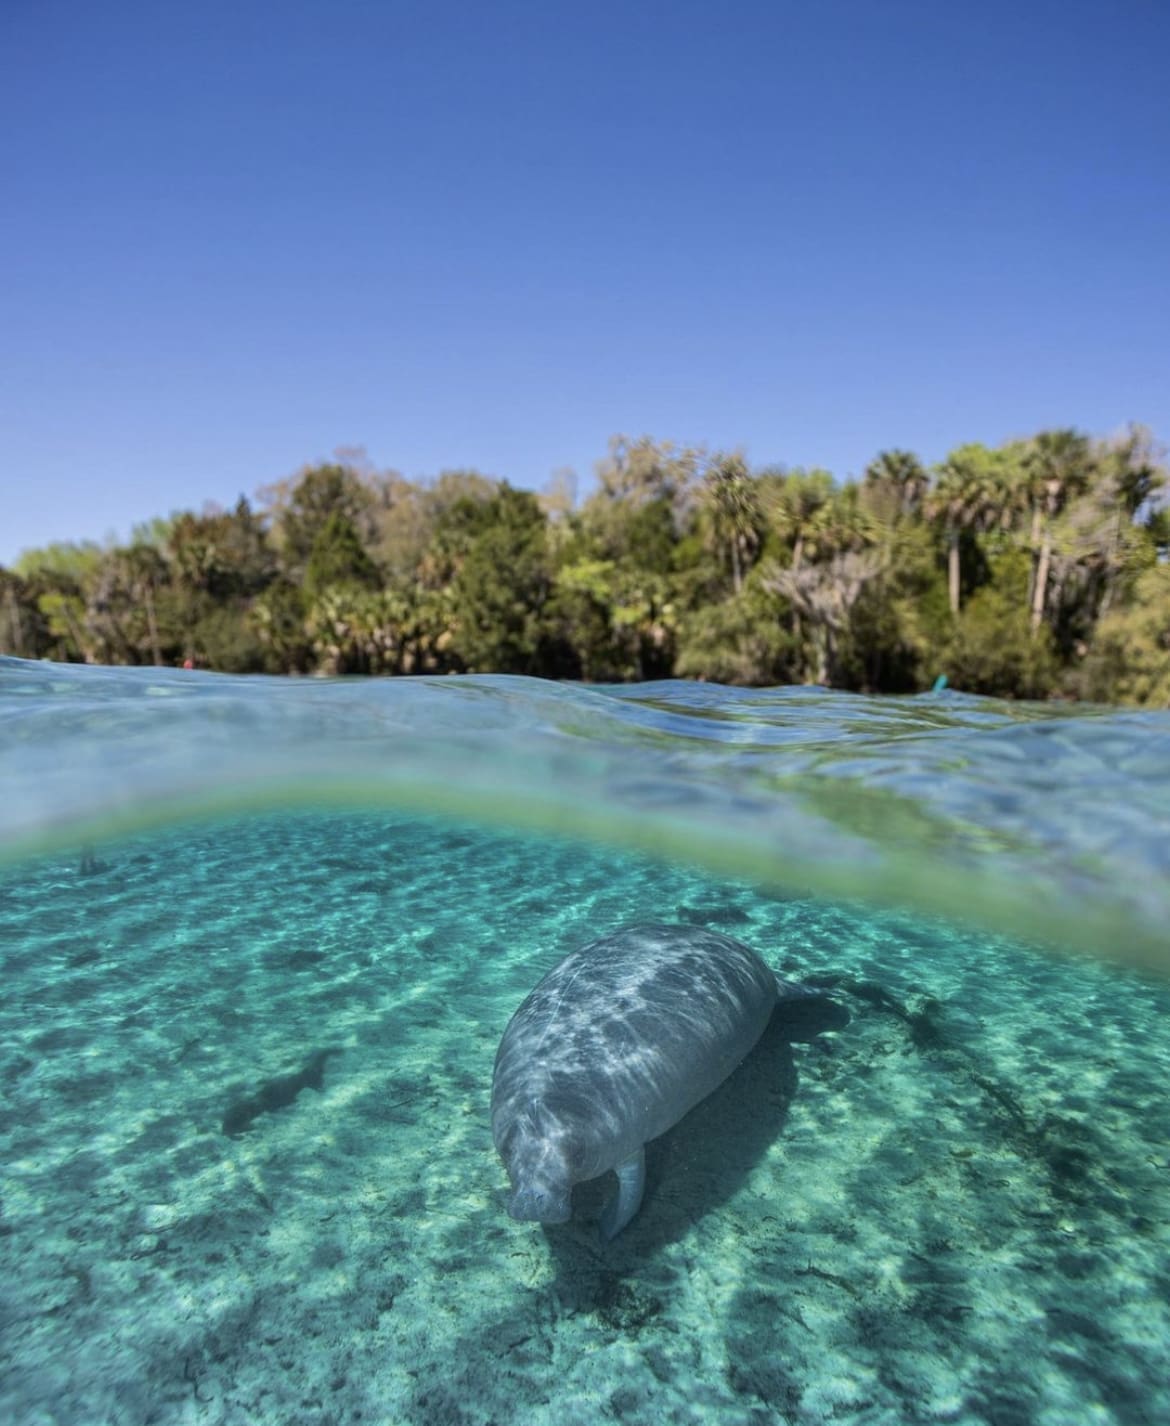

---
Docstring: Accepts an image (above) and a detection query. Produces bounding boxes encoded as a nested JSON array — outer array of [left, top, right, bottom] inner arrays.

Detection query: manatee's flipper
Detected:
[[774, 974, 821, 1001], [600, 1148, 646, 1240]]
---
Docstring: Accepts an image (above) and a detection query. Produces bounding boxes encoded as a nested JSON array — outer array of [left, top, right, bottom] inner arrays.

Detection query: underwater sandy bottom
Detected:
[[0, 812, 1167, 1426]]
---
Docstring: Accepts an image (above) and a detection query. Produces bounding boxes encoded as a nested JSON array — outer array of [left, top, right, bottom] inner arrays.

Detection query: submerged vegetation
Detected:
[[1, 427, 1166, 703]]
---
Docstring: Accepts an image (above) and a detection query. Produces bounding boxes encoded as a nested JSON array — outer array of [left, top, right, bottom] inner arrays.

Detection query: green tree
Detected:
[[701, 452, 763, 595], [949, 586, 1058, 698], [862, 449, 929, 525], [13, 539, 106, 583], [36, 583, 92, 661], [252, 578, 313, 674], [0, 566, 49, 657], [304, 511, 381, 596], [1022, 429, 1094, 633], [926, 444, 1015, 616], [166, 499, 274, 602], [675, 580, 794, 685], [14, 543, 106, 662], [120, 542, 169, 665], [5, 422, 1167, 699], [544, 559, 623, 680], [165, 499, 277, 668], [1085, 425, 1166, 619], [850, 521, 951, 692], [372, 470, 497, 583], [761, 468, 834, 572], [436, 485, 553, 675], [303, 585, 406, 675], [81, 543, 171, 665], [1075, 563, 1170, 706], [264, 462, 380, 573]]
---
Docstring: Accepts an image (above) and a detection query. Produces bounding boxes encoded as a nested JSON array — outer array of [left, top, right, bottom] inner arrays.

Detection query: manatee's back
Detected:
[[491, 923, 779, 1184]]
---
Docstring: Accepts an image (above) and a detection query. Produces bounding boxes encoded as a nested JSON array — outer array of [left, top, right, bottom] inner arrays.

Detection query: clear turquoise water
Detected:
[[1, 658, 1168, 1425]]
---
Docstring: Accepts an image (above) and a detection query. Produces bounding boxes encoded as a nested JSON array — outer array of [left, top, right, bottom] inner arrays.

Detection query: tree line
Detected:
[[2, 428, 1167, 704]]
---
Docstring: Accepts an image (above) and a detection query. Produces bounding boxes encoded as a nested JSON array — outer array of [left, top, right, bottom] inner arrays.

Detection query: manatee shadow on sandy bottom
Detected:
[[220, 1047, 343, 1137], [542, 995, 849, 1285]]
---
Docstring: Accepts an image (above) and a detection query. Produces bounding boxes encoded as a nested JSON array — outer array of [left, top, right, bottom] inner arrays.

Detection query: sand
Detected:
[[1, 811, 1167, 1425]]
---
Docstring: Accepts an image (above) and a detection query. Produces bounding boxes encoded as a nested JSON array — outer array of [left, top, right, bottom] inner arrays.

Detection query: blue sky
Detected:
[[2, 0, 1167, 562]]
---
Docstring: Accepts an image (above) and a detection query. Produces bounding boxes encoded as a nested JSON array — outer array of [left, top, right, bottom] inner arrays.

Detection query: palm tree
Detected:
[[926, 445, 1013, 616], [1023, 430, 1093, 633], [702, 452, 762, 594], [863, 449, 929, 523], [804, 484, 878, 562], [766, 469, 834, 573], [1092, 425, 1165, 617]]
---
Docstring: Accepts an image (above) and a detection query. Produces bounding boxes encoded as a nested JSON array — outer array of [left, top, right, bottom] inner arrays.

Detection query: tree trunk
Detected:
[[143, 583, 163, 666], [1031, 524, 1052, 633], [63, 602, 90, 662], [731, 538, 742, 595], [4, 586, 23, 656], [1026, 505, 1043, 616], [814, 629, 830, 686], [947, 530, 961, 616], [1097, 509, 1124, 618]]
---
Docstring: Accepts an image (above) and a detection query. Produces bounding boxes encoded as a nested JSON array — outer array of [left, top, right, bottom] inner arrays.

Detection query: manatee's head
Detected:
[[507, 1179, 572, 1225], [497, 1113, 572, 1225]]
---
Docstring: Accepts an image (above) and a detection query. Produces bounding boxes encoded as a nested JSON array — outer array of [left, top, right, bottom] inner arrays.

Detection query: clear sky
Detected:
[[2, 0, 1167, 563]]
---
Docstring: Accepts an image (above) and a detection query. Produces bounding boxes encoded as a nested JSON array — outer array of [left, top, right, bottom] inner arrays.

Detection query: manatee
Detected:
[[491, 922, 809, 1239]]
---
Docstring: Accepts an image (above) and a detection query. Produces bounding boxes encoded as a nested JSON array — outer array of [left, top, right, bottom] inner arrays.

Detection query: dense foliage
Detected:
[[2, 428, 1167, 704]]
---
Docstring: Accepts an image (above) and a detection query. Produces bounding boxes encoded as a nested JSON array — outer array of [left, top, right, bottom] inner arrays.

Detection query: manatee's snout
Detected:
[[508, 1183, 571, 1225]]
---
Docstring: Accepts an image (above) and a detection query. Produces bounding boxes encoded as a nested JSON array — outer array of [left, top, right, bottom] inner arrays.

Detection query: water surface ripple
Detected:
[[2, 657, 1167, 970]]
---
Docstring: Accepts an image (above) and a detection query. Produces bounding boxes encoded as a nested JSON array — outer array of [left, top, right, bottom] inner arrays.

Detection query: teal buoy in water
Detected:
[[932, 674, 949, 691]]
